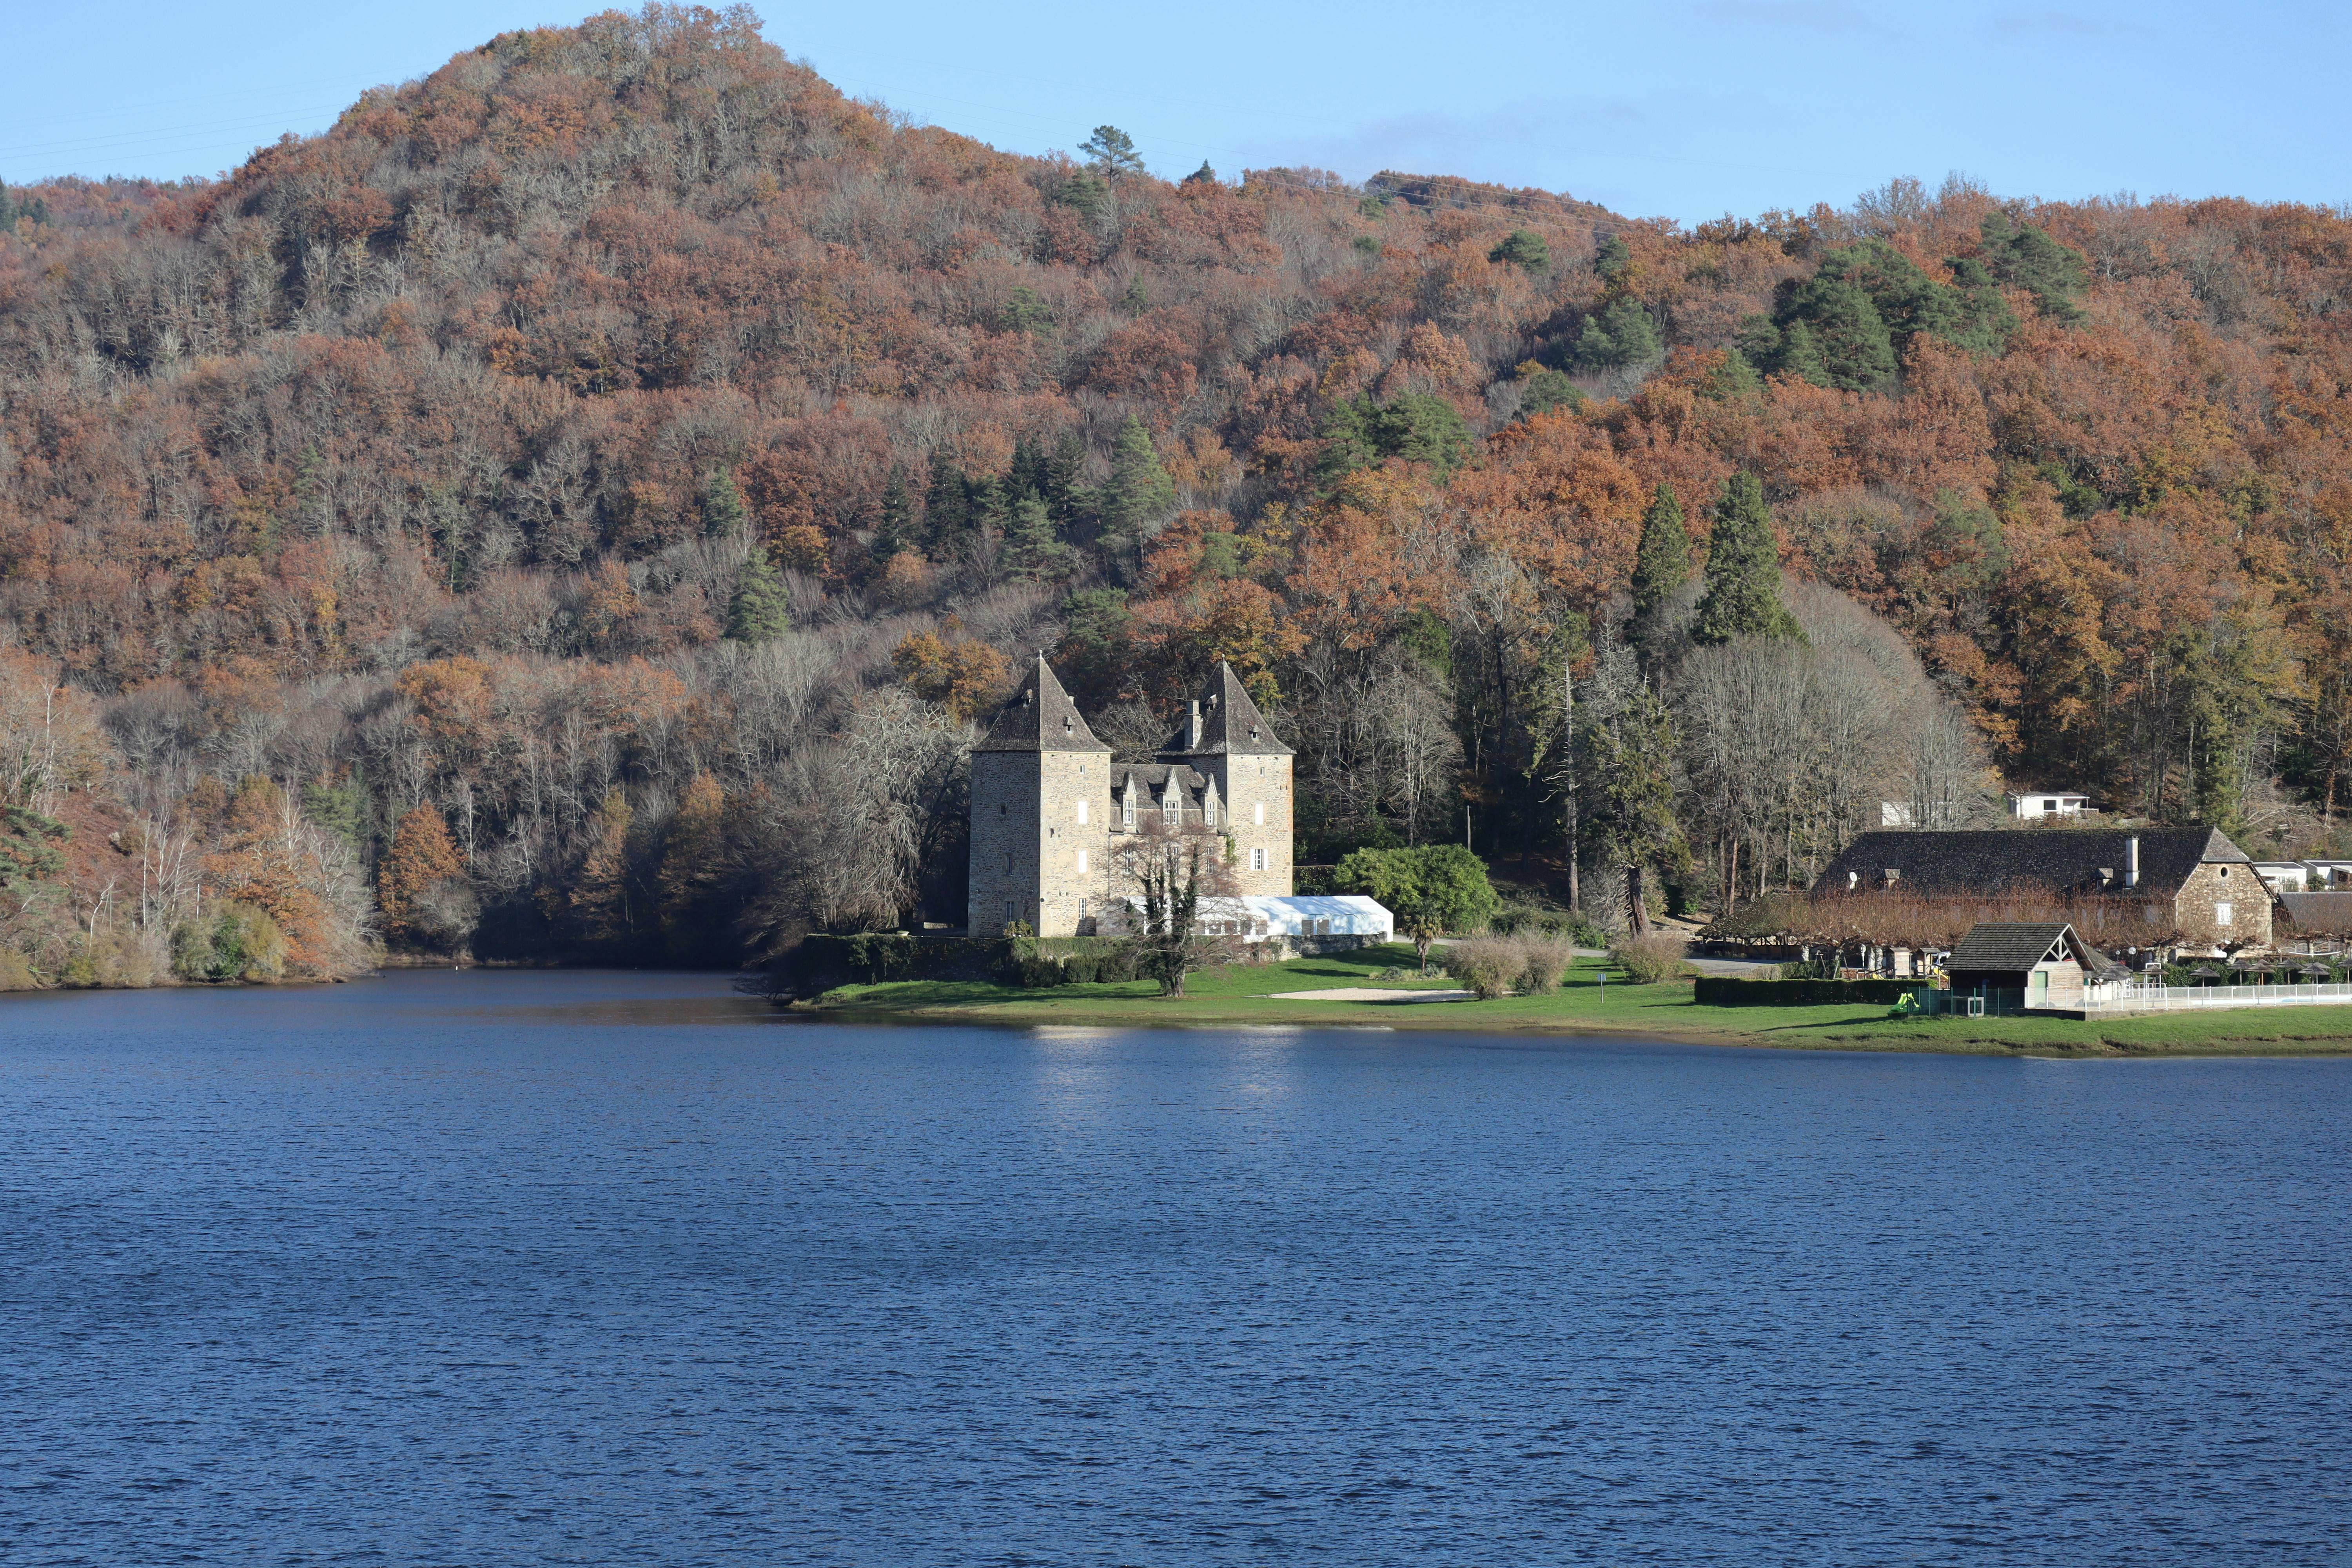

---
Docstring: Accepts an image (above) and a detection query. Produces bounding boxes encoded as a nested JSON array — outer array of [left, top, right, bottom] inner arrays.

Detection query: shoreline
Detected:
[[794, 953, 2352, 1058], [800, 1001, 2352, 1056]]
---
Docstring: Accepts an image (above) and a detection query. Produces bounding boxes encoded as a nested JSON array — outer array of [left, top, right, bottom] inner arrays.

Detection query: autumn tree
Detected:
[[569, 789, 637, 947], [892, 633, 1011, 723], [379, 800, 466, 950]]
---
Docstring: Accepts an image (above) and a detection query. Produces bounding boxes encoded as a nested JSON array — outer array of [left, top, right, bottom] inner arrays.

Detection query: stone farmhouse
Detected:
[[970, 659, 1345, 940], [1815, 827, 2270, 953]]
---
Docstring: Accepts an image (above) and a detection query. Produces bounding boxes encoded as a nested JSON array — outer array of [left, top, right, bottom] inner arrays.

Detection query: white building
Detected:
[[1115, 893, 1393, 952], [2006, 791, 2091, 819], [2253, 862, 2310, 894]]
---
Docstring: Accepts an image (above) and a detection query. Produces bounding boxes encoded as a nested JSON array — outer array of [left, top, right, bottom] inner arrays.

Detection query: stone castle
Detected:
[[968, 659, 1295, 938]]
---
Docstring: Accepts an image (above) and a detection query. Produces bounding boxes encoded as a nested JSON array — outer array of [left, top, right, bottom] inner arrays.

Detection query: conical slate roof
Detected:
[[1158, 662, 1292, 759], [974, 655, 1112, 753]]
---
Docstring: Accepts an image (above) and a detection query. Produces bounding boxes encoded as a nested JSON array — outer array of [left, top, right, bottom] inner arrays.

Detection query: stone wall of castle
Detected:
[[967, 751, 1042, 935]]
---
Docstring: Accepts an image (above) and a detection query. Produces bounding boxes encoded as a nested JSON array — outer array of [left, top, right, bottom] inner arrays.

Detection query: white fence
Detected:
[[1918, 981, 2352, 1017], [2078, 981, 2352, 1014]]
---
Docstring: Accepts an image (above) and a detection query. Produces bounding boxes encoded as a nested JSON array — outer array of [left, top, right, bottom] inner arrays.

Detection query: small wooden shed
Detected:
[[1947, 922, 2101, 1009]]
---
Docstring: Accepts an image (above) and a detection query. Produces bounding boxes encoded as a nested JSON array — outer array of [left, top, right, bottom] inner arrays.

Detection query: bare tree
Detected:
[[1107, 818, 1241, 996]]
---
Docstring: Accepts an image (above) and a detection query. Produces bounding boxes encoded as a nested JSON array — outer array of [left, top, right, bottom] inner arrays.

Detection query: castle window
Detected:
[[1122, 792, 1135, 829], [1162, 793, 1178, 824], [1077, 799, 1089, 824], [2216, 902, 2233, 926], [1202, 797, 1215, 829], [1076, 850, 1088, 874], [1253, 802, 1265, 826], [1004, 854, 1013, 873], [1250, 847, 1267, 871]]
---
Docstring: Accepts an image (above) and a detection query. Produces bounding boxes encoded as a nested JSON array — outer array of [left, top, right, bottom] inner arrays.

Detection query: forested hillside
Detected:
[[0, 4, 2345, 979]]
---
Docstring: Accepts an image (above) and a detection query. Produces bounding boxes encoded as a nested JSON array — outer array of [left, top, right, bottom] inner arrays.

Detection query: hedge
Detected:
[[1693, 977, 1925, 1007]]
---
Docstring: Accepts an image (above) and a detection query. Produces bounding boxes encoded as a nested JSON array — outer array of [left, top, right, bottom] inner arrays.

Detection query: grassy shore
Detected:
[[801, 944, 2352, 1056]]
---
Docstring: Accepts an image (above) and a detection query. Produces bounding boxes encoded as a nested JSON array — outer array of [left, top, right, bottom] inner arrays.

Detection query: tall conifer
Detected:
[[726, 545, 791, 642], [1691, 474, 1802, 645]]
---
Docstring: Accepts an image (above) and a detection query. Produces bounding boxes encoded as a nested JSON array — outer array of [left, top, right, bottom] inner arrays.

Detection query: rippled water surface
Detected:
[[2, 971, 2348, 1565]]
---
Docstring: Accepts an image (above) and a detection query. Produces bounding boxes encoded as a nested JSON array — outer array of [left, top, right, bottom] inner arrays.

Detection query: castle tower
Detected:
[[967, 655, 1111, 937], [1157, 662, 1295, 897]]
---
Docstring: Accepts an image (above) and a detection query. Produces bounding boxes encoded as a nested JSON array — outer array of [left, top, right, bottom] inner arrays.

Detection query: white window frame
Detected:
[[1076, 850, 1088, 874], [1250, 846, 1267, 871], [2216, 901, 2233, 926], [1076, 798, 1088, 824], [1253, 802, 1265, 826]]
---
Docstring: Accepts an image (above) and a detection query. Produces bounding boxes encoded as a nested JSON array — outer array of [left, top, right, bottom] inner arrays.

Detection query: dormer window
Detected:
[[1122, 789, 1135, 829]]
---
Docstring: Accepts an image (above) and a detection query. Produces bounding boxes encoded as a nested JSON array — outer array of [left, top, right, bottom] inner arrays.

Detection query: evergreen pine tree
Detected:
[[1691, 474, 1803, 645], [1181, 161, 1217, 186], [924, 449, 970, 553], [1586, 686, 1688, 936], [1773, 274, 1894, 390], [1629, 483, 1691, 652], [1774, 319, 1829, 386], [1002, 496, 1075, 581], [1045, 431, 1089, 523], [872, 463, 914, 558], [700, 467, 749, 537], [1096, 416, 1175, 547], [725, 545, 792, 642], [1593, 234, 1633, 283], [1981, 212, 2089, 320], [1007, 435, 1048, 503], [1572, 295, 1661, 370], [1488, 229, 1550, 273], [1080, 125, 1144, 178]]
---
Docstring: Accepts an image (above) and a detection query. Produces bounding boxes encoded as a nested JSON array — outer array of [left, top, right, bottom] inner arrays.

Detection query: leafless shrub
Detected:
[[1611, 933, 1693, 984]]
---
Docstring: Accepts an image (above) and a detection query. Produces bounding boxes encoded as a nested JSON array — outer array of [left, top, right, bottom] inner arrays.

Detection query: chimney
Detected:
[[2125, 834, 2140, 889]]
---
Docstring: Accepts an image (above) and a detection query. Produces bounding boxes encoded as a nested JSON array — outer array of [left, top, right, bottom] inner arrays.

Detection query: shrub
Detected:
[[172, 901, 288, 983], [1444, 936, 1519, 1000], [1515, 935, 1577, 994], [1611, 933, 1692, 984]]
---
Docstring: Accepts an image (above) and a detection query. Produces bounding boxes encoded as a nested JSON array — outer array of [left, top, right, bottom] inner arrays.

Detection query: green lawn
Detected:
[[807, 945, 2352, 1056]]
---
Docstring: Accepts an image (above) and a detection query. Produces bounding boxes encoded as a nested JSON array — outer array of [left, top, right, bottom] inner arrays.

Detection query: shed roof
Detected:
[[2279, 891, 2352, 936], [1948, 922, 2087, 972], [1817, 828, 2249, 898]]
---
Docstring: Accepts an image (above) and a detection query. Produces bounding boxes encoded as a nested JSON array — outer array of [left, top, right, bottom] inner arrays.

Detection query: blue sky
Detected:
[[5, 1, 2345, 221]]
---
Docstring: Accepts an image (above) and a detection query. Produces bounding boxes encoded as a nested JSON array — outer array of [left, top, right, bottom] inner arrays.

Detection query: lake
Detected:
[[1, 970, 2346, 1565]]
